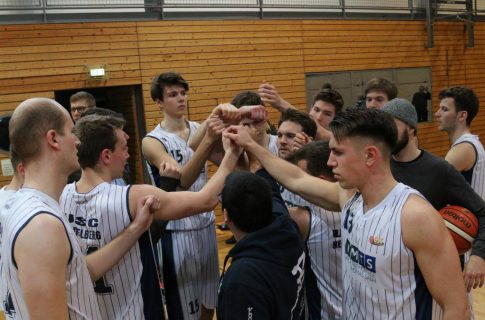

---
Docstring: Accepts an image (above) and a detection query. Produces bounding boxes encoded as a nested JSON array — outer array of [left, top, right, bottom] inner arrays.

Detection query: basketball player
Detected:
[[70, 91, 96, 123], [0, 98, 156, 319], [61, 114, 240, 319], [217, 171, 305, 320], [365, 77, 397, 109], [141, 72, 241, 320], [436, 87, 485, 200], [381, 98, 485, 319], [80, 107, 130, 186], [286, 141, 343, 319], [276, 109, 316, 160], [224, 107, 469, 319], [383, 98, 485, 290], [258, 82, 344, 141], [275, 111, 341, 318]]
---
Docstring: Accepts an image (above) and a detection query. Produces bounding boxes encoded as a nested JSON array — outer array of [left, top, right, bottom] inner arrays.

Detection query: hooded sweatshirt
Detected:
[[217, 215, 305, 320]]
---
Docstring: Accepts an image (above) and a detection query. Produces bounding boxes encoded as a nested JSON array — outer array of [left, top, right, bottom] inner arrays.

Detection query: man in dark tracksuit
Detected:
[[217, 171, 305, 320]]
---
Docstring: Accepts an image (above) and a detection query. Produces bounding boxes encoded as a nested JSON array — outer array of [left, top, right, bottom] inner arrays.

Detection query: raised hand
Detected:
[[258, 82, 287, 112], [222, 128, 244, 158], [159, 160, 182, 179], [238, 105, 268, 122], [210, 103, 240, 124], [223, 125, 255, 149], [292, 132, 313, 153], [132, 195, 158, 233], [206, 116, 226, 142]]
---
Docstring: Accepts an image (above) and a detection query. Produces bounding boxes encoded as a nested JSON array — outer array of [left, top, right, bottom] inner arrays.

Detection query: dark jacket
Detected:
[[217, 215, 305, 320], [391, 149, 485, 259]]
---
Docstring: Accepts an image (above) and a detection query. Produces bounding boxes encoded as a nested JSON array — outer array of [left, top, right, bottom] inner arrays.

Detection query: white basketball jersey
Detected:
[[0, 187, 15, 209], [145, 122, 214, 230], [452, 133, 485, 199], [281, 187, 343, 319], [0, 186, 16, 313], [0, 188, 101, 319], [60, 182, 164, 320], [268, 134, 279, 156], [341, 183, 432, 319]]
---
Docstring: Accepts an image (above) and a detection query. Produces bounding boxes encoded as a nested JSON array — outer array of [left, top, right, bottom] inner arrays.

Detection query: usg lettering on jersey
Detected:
[[344, 239, 376, 273]]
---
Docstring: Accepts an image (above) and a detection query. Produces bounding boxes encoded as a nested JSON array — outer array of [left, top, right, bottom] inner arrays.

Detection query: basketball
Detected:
[[439, 205, 478, 254]]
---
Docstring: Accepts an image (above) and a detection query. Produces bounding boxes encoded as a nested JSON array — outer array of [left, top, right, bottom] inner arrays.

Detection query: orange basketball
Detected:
[[439, 205, 478, 254]]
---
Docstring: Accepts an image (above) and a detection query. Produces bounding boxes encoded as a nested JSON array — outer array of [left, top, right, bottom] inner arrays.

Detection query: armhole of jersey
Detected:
[[143, 136, 169, 166], [12, 211, 73, 269], [187, 120, 199, 138], [125, 184, 134, 222], [305, 206, 312, 242], [455, 141, 478, 170]]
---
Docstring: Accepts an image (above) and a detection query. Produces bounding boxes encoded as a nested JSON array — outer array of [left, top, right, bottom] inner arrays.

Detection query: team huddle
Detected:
[[0, 72, 484, 320]]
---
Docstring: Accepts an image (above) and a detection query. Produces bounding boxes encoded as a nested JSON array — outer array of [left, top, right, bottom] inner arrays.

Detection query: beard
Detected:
[[392, 130, 409, 155]]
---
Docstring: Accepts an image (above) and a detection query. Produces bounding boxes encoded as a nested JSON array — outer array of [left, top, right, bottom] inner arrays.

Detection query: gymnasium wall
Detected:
[[0, 19, 484, 187]]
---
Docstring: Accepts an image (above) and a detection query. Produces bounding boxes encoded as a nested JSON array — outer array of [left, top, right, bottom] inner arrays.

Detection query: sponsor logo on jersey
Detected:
[[368, 235, 385, 246], [344, 239, 376, 273]]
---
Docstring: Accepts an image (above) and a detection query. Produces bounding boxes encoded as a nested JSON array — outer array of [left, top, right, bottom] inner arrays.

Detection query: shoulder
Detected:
[[188, 120, 201, 130], [446, 142, 476, 172], [142, 133, 169, 156], [222, 260, 261, 287], [401, 194, 443, 248], [14, 212, 70, 252], [402, 193, 435, 218], [450, 141, 476, 155]]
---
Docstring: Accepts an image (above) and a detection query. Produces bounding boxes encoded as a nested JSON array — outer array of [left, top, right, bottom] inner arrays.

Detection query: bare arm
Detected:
[[142, 136, 180, 169], [402, 195, 469, 319], [15, 214, 71, 319], [445, 142, 485, 290], [188, 120, 209, 151], [445, 142, 476, 172], [224, 125, 342, 211], [288, 206, 311, 239], [178, 118, 224, 189], [85, 196, 156, 281], [314, 123, 332, 141], [258, 83, 296, 113], [189, 104, 242, 165], [130, 140, 241, 221]]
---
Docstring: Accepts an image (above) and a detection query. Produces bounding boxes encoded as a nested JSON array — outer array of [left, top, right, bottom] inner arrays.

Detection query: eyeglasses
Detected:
[[71, 106, 89, 113]]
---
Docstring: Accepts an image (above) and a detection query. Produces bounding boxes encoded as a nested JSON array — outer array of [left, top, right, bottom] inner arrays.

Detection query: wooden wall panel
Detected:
[[1, 19, 485, 210]]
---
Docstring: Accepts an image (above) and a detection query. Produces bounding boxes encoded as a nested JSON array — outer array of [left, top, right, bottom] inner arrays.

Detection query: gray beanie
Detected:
[[381, 98, 417, 128]]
